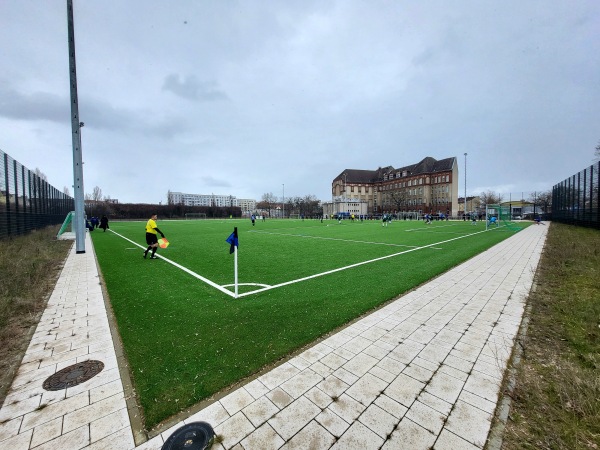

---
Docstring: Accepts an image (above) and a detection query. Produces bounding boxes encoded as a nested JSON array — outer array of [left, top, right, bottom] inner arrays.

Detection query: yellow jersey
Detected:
[[146, 218, 158, 234]]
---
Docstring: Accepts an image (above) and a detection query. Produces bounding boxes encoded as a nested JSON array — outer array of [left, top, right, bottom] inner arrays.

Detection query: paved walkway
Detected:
[[0, 224, 548, 450]]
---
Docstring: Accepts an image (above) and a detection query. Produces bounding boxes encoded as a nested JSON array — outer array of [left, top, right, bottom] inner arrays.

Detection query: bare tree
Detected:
[[63, 186, 71, 196], [259, 192, 277, 217], [34, 168, 47, 181], [479, 190, 503, 205], [595, 140, 600, 162], [389, 190, 408, 212], [531, 190, 552, 213]]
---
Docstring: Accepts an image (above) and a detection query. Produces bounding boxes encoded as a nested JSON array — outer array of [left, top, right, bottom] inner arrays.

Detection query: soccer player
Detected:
[[144, 213, 166, 259]]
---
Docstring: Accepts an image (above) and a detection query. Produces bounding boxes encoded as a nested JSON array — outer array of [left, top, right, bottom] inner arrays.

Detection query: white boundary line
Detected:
[[108, 230, 238, 298], [108, 227, 492, 299], [249, 230, 423, 248]]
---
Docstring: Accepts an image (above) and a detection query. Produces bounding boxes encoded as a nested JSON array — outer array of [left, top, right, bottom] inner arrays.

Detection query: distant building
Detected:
[[324, 156, 459, 217], [168, 192, 256, 212]]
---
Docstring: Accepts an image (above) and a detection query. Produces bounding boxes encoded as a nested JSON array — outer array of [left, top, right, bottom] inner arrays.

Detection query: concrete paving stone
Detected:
[[30, 416, 62, 448], [425, 372, 465, 405], [402, 362, 436, 384], [444, 400, 493, 448], [371, 338, 398, 353], [9, 363, 57, 390], [382, 418, 436, 450], [243, 379, 270, 400], [416, 390, 453, 417], [332, 347, 357, 361], [449, 347, 478, 364], [437, 363, 469, 383], [375, 356, 406, 377], [215, 411, 255, 449], [39, 387, 69, 407], [220, 386, 256, 416], [434, 428, 485, 450], [306, 361, 335, 378], [265, 388, 294, 410], [331, 420, 385, 450], [327, 394, 366, 424], [341, 336, 373, 356], [321, 331, 354, 349], [472, 357, 504, 382], [417, 344, 452, 367], [341, 352, 378, 379], [184, 400, 230, 428], [373, 394, 408, 420], [89, 406, 131, 443], [241, 396, 279, 428], [385, 373, 425, 407], [405, 399, 446, 436], [87, 426, 136, 450], [315, 409, 351, 438], [317, 375, 350, 400], [345, 373, 388, 406], [361, 343, 390, 360], [360, 325, 390, 343], [368, 365, 395, 384], [280, 368, 324, 400], [305, 386, 334, 410], [463, 371, 501, 403], [65, 367, 122, 399], [320, 352, 349, 372], [280, 420, 335, 450], [298, 345, 330, 365], [358, 403, 399, 439], [240, 422, 285, 450], [288, 356, 311, 372], [458, 390, 497, 415], [388, 339, 425, 365], [0, 416, 22, 441], [258, 362, 300, 391], [268, 397, 321, 441], [62, 392, 125, 434], [32, 425, 89, 450], [0, 392, 42, 423], [88, 376, 124, 404], [331, 367, 359, 387], [0, 428, 33, 448]]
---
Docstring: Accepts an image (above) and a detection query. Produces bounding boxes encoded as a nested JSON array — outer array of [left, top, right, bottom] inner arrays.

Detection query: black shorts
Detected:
[[146, 233, 158, 245]]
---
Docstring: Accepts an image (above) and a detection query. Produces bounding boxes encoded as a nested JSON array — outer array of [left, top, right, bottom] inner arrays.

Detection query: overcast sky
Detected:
[[1, 1, 599, 204]]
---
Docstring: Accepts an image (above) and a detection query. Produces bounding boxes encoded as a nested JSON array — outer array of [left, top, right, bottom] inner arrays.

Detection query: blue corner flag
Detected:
[[226, 227, 238, 254]]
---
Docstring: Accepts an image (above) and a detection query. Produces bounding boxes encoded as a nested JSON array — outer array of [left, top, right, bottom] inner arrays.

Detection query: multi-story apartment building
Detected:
[[168, 192, 257, 215], [327, 156, 459, 216]]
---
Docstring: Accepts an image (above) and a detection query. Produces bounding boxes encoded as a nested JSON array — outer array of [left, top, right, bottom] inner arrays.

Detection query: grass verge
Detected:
[[0, 227, 72, 405], [500, 223, 600, 449]]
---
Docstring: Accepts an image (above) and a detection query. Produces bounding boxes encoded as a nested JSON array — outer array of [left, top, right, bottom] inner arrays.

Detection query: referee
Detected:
[[143, 213, 166, 259]]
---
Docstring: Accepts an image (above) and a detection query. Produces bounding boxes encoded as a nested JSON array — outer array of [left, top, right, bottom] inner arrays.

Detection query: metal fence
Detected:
[[552, 161, 600, 229], [1, 149, 74, 239]]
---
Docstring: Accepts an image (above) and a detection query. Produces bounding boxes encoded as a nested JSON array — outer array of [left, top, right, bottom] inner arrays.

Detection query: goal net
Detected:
[[486, 204, 519, 231], [288, 214, 301, 220], [185, 213, 207, 220]]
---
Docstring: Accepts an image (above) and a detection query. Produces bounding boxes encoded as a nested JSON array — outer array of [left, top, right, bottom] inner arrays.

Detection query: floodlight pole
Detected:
[[282, 184, 285, 219], [67, 0, 85, 253], [464, 153, 467, 218]]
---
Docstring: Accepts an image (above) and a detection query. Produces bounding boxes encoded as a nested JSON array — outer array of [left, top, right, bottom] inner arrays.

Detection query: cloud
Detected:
[[0, 85, 69, 123], [162, 74, 228, 102]]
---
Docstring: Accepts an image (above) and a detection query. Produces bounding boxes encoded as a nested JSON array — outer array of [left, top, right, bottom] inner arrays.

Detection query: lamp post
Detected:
[[282, 184, 285, 219], [464, 153, 467, 218]]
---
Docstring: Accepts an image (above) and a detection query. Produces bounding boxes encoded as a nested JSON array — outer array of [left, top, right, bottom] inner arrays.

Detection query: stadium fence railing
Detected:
[[0, 149, 74, 240], [552, 161, 599, 229]]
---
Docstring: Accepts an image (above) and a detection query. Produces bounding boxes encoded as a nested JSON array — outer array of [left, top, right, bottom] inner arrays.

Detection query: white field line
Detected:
[[249, 230, 423, 248], [108, 230, 237, 298], [109, 227, 491, 299], [236, 227, 490, 298]]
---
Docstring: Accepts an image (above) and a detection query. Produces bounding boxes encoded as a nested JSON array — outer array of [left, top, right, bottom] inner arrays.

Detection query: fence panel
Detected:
[[0, 149, 75, 239], [552, 162, 599, 229]]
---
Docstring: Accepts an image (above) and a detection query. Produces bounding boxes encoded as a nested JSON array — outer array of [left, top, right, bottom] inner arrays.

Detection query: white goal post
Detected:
[[185, 213, 207, 220]]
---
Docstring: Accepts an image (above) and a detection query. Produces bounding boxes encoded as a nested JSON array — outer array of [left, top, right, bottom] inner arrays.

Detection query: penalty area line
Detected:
[[108, 230, 237, 298]]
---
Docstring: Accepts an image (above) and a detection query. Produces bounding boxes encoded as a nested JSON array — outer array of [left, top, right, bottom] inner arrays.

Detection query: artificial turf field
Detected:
[[91, 217, 528, 429]]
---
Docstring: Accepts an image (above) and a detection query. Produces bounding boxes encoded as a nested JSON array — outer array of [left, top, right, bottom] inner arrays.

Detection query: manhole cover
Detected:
[[162, 422, 214, 450], [42, 360, 104, 391]]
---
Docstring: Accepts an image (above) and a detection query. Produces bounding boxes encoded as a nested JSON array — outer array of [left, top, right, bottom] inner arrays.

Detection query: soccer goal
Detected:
[[486, 204, 519, 231], [185, 213, 207, 220], [288, 213, 301, 220]]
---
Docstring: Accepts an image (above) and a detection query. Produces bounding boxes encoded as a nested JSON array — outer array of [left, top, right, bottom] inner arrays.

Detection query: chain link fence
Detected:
[[552, 161, 600, 229], [1, 149, 74, 239]]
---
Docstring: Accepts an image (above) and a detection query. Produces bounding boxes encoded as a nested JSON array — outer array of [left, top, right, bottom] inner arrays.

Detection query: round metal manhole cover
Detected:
[[162, 422, 215, 450], [42, 360, 105, 391]]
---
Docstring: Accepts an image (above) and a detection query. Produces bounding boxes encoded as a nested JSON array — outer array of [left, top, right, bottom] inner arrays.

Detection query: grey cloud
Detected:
[[162, 74, 228, 101], [200, 176, 231, 188], [0, 85, 69, 123]]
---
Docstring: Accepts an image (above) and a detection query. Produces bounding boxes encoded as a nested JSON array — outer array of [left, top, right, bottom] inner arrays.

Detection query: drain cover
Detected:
[[42, 360, 105, 391], [162, 422, 215, 450]]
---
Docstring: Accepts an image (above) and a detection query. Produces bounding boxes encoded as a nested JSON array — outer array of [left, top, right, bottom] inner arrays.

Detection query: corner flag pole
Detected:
[[226, 227, 239, 298]]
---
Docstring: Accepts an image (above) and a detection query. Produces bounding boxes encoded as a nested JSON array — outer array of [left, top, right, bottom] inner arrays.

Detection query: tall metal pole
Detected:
[[464, 153, 467, 217], [282, 184, 285, 219], [67, 0, 85, 253]]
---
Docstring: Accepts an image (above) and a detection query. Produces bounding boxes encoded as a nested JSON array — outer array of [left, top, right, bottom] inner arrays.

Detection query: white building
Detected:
[[169, 192, 238, 207]]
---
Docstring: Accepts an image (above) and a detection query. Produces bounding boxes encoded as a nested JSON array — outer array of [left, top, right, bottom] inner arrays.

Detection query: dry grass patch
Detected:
[[501, 223, 600, 449], [0, 227, 72, 404]]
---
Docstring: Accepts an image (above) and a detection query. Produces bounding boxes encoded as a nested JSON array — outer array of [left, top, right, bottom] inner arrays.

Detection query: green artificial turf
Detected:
[[91, 217, 527, 429]]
